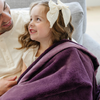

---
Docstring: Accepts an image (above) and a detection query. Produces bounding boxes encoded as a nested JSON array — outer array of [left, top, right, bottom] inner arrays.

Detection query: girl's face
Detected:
[[28, 4, 52, 44]]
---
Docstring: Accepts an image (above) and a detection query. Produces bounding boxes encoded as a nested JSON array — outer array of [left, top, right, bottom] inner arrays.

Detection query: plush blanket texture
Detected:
[[0, 40, 99, 100]]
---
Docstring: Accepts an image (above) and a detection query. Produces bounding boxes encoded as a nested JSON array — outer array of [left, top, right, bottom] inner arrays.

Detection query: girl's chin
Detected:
[[30, 36, 35, 41]]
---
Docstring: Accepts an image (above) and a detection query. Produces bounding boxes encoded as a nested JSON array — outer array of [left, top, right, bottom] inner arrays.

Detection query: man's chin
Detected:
[[8, 23, 13, 31], [0, 25, 13, 35], [1, 21, 13, 34], [7, 20, 13, 30]]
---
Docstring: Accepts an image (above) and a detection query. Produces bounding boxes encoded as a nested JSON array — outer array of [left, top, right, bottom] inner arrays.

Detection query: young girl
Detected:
[[0, 0, 99, 100], [19, 0, 74, 73]]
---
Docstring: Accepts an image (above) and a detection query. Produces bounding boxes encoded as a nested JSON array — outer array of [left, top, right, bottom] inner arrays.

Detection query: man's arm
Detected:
[[0, 76, 17, 96]]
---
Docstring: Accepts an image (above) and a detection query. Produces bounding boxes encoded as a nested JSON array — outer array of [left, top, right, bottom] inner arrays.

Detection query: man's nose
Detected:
[[2, 12, 11, 22]]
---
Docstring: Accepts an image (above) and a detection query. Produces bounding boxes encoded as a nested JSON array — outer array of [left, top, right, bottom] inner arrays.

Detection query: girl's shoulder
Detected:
[[22, 46, 39, 68], [24, 46, 39, 57]]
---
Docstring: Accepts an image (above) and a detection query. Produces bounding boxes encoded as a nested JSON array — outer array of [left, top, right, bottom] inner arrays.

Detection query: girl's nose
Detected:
[[29, 20, 35, 27]]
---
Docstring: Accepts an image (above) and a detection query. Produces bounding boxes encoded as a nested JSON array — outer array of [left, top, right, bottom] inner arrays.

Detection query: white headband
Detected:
[[47, 0, 71, 28]]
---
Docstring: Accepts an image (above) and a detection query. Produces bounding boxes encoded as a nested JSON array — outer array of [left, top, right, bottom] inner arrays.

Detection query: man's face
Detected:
[[0, 0, 13, 35]]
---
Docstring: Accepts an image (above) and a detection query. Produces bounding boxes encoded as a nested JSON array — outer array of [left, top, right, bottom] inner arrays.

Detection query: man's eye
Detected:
[[4, 2, 7, 10], [5, 5, 7, 9], [30, 18, 32, 21]]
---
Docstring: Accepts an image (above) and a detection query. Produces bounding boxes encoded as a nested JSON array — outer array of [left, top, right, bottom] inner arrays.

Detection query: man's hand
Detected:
[[0, 76, 17, 96]]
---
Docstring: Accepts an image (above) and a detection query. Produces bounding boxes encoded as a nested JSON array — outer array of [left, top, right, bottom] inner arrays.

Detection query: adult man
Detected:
[[0, 0, 30, 95]]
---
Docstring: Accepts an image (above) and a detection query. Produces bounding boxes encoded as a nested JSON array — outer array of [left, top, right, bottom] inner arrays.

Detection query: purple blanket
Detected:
[[0, 40, 99, 100]]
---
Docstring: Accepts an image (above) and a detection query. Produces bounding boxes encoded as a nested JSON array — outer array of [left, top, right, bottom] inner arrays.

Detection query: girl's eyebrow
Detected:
[[34, 15, 44, 19]]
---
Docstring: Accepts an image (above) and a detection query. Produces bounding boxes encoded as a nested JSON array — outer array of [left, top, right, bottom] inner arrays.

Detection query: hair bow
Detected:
[[47, 0, 71, 28]]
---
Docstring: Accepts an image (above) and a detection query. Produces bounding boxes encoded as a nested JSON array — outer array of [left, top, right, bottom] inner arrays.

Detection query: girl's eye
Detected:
[[30, 18, 32, 21], [37, 18, 41, 21]]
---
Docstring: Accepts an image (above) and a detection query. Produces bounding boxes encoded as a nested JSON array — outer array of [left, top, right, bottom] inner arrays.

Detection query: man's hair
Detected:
[[18, 1, 74, 50]]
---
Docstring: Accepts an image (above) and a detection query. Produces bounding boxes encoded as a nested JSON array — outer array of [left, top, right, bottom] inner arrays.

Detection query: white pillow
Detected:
[[65, 2, 84, 44]]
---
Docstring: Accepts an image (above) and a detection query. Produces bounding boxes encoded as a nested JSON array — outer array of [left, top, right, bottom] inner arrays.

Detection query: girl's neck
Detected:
[[36, 41, 52, 57]]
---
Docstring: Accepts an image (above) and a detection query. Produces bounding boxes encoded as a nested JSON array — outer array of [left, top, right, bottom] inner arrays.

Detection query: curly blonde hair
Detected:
[[18, 1, 74, 50]]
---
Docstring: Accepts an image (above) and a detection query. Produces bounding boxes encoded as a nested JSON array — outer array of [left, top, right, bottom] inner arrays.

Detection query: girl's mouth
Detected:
[[29, 29, 37, 34]]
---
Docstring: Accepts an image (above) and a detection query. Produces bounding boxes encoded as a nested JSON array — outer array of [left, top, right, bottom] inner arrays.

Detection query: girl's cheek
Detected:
[[28, 25, 30, 31]]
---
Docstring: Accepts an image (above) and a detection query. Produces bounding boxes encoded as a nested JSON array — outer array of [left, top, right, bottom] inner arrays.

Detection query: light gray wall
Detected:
[[86, 0, 100, 7]]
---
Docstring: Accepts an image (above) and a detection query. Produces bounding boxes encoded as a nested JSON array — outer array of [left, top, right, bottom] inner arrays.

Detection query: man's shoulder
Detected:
[[11, 9, 30, 23], [10, 9, 30, 34]]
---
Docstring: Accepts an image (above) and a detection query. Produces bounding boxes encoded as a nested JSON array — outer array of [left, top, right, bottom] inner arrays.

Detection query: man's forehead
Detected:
[[0, 0, 4, 13]]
